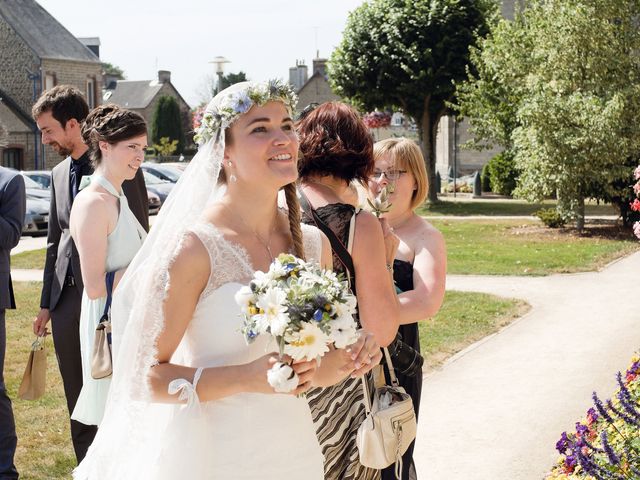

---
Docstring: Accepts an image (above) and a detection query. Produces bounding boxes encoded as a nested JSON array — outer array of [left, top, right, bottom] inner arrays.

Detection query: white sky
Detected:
[[36, 0, 366, 107]]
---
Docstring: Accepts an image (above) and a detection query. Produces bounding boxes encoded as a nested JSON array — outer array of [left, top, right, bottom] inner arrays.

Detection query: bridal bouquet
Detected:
[[235, 253, 359, 393]]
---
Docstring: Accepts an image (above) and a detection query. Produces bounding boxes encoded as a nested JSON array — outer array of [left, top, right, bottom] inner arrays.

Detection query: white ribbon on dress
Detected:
[[168, 367, 204, 411]]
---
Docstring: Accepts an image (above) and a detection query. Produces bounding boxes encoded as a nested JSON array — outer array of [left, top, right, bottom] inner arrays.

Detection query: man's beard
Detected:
[[50, 141, 72, 157]]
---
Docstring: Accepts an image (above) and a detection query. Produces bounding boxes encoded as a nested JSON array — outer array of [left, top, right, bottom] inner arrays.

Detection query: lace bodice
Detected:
[[187, 221, 323, 298]]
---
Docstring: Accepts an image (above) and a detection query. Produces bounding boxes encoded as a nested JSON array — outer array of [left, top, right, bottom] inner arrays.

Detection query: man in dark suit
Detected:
[[0, 165, 25, 480], [31, 85, 148, 462]]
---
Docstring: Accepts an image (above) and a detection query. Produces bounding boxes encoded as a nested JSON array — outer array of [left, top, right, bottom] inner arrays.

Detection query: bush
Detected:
[[536, 208, 567, 228], [545, 353, 640, 479], [487, 152, 518, 196], [444, 182, 473, 193], [481, 163, 491, 193]]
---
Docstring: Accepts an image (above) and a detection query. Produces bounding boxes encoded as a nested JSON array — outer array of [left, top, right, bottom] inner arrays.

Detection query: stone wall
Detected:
[[0, 16, 40, 115], [297, 76, 340, 111]]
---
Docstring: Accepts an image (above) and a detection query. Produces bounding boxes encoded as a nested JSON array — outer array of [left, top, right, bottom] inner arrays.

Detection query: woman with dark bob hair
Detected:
[[297, 102, 400, 480]]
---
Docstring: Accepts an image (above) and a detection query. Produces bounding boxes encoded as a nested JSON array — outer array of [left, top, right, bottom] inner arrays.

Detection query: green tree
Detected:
[[457, 0, 640, 230], [221, 71, 247, 90], [152, 137, 179, 157], [150, 95, 185, 154], [329, 0, 497, 202], [101, 62, 125, 79]]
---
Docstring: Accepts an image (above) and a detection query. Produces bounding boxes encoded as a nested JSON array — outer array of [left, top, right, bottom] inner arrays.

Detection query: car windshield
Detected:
[[143, 171, 166, 185], [21, 174, 44, 189]]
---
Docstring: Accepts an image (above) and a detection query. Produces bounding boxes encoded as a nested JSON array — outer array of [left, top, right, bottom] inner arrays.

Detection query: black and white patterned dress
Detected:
[[302, 203, 380, 480]]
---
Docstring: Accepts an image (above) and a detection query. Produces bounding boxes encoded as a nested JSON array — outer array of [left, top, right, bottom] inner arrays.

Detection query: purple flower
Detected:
[[575, 422, 589, 437], [607, 399, 639, 426], [556, 431, 571, 454], [601, 431, 620, 466], [593, 392, 615, 424]]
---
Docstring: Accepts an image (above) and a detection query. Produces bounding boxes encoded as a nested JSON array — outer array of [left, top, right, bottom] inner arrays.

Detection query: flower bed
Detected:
[[545, 353, 640, 479]]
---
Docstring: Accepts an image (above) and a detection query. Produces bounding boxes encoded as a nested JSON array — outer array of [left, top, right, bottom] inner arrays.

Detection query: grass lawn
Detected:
[[418, 198, 617, 217], [431, 220, 639, 275], [5, 281, 525, 478], [419, 291, 529, 370], [10, 248, 46, 270]]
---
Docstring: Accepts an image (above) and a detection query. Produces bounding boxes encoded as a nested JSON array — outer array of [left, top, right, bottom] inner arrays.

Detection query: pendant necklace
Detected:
[[224, 204, 279, 261]]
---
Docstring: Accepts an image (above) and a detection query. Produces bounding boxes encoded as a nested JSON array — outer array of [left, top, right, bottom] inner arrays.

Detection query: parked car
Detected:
[[11, 170, 51, 201], [22, 170, 52, 189], [159, 161, 189, 172], [141, 163, 182, 183], [23, 194, 49, 235], [147, 189, 161, 215], [143, 170, 173, 207]]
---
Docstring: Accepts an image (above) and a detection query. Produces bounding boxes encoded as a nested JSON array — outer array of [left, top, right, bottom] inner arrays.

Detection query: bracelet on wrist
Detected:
[[386, 263, 394, 273]]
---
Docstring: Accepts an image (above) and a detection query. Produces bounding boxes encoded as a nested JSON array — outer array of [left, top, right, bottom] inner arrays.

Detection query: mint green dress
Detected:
[[71, 175, 147, 426]]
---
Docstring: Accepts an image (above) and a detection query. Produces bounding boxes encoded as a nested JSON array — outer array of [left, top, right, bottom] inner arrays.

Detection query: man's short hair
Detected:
[[32, 85, 89, 127]]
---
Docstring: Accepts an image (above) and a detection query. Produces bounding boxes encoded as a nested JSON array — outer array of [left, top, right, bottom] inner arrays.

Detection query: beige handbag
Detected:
[[18, 336, 47, 400], [356, 348, 417, 479], [91, 272, 115, 379]]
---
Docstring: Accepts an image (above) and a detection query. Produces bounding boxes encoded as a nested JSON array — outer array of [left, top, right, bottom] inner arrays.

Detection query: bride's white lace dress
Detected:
[[147, 221, 324, 480]]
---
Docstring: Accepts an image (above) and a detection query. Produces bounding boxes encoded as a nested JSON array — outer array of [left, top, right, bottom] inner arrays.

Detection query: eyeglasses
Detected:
[[370, 169, 407, 181]]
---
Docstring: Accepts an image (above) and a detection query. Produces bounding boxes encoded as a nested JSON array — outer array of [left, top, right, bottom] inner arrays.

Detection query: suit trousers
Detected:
[[0, 309, 18, 479], [50, 285, 97, 463]]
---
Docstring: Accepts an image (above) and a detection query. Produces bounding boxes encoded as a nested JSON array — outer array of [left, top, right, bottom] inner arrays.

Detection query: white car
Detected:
[[23, 195, 49, 235]]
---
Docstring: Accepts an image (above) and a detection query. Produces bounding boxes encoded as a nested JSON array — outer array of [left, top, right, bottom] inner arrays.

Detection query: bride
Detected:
[[73, 80, 381, 479]]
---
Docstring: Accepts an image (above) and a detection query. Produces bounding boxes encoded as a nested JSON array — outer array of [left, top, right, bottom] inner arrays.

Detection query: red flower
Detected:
[[631, 198, 640, 212]]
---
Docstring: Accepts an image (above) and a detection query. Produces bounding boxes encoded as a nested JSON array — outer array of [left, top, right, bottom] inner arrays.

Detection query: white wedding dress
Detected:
[[133, 221, 324, 480]]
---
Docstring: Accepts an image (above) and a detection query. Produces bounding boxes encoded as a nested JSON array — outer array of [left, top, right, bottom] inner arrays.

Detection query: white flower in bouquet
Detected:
[[236, 253, 359, 393], [284, 322, 331, 361], [267, 362, 299, 394], [254, 287, 289, 336], [234, 286, 255, 315], [330, 314, 359, 349]]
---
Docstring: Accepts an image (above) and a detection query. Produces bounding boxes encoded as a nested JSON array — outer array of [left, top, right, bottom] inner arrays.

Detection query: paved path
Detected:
[[414, 252, 640, 480]]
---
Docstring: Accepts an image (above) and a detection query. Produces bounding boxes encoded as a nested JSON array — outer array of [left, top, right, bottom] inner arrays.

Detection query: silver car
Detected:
[[23, 194, 49, 235]]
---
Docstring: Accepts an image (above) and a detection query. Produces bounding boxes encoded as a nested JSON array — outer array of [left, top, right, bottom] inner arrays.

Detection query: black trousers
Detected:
[[50, 285, 97, 463], [0, 309, 18, 479]]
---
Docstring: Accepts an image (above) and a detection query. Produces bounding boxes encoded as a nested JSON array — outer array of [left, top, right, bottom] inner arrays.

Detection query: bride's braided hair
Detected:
[[81, 103, 147, 168], [284, 182, 305, 260]]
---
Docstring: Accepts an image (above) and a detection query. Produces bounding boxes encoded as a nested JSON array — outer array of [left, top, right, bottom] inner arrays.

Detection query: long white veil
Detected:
[[73, 80, 297, 479]]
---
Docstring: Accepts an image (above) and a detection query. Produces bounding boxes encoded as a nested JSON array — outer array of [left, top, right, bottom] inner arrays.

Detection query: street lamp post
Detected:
[[209, 56, 230, 96]]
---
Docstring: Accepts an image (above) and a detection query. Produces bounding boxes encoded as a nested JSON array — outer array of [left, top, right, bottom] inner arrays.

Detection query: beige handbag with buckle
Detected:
[[91, 271, 115, 379], [356, 348, 417, 479], [18, 336, 47, 400]]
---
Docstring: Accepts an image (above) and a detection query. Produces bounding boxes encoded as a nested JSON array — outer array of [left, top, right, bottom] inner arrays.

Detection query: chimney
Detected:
[[158, 70, 171, 83], [288, 60, 308, 92], [312, 58, 328, 79]]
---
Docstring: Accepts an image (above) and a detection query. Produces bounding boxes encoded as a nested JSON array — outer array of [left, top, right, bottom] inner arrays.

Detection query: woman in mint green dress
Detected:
[[69, 104, 147, 426]]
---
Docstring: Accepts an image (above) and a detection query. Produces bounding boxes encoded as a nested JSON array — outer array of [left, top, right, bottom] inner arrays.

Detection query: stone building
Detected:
[[0, 0, 102, 170], [435, 0, 523, 177], [288, 58, 340, 111], [105, 70, 192, 149]]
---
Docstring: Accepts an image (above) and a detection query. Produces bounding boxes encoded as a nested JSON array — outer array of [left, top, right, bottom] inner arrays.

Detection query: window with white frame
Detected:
[[44, 73, 56, 91]]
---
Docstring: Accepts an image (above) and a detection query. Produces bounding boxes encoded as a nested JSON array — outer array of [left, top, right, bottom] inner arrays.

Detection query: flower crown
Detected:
[[194, 79, 298, 145]]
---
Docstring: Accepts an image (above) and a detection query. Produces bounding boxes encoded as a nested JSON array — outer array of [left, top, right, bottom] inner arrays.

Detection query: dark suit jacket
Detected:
[[0, 167, 26, 310], [40, 158, 148, 310]]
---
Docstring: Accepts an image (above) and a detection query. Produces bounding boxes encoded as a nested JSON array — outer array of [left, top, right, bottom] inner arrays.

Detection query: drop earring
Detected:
[[227, 161, 237, 182]]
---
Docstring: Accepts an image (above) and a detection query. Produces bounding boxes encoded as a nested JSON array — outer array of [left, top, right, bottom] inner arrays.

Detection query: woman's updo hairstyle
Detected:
[[81, 104, 147, 168]]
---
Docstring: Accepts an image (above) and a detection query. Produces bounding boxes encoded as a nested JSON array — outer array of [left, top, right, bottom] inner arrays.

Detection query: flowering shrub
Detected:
[[631, 165, 640, 239], [545, 353, 640, 479], [191, 105, 206, 132], [362, 110, 392, 129]]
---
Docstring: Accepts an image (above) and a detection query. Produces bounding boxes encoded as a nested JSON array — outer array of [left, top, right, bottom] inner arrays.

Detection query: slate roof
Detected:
[[0, 0, 99, 63], [104, 80, 164, 109]]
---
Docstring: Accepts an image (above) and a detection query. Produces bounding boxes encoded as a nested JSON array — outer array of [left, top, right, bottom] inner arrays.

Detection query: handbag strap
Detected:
[[299, 189, 357, 294], [361, 346, 400, 415], [101, 271, 116, 320]]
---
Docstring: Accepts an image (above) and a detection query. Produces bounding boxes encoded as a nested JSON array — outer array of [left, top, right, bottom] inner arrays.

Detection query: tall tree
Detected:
[[457, 0, 640, 229], [102, 62, 125, 79], [150, 95, 185, 154], [330, 0, 497, 202]]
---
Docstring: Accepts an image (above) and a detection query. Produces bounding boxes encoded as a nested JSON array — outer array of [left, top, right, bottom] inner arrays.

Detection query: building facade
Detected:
[[0, 0, 102, 170]]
